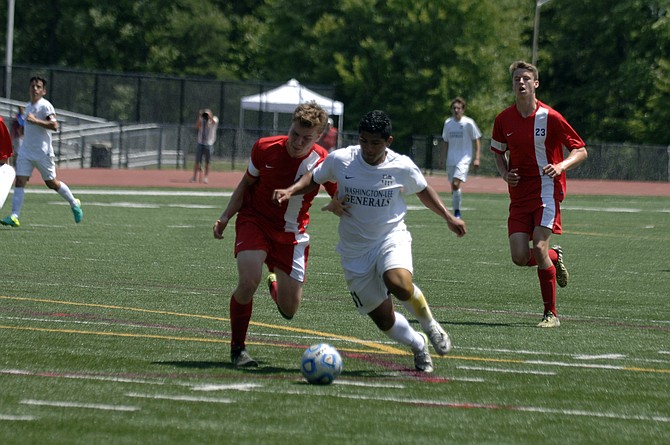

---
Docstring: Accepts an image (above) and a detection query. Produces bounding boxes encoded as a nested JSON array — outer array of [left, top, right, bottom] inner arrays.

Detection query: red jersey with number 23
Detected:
[[490, 101, 585, 203], [239, 135, 336, 236]]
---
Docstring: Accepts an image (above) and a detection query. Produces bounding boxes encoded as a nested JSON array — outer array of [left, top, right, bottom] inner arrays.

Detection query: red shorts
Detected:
[[234, 213, 310, 282], [508, 198, 562, 236]]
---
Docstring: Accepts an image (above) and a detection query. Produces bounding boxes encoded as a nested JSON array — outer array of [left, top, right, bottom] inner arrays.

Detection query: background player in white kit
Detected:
[[1, 76, 82, 227], [439, 97, 481, 219], [274, 110, 467, 373]]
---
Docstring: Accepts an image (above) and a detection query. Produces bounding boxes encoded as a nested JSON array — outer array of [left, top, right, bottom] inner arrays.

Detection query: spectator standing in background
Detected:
[[191, 108, 218, 184], [318, 117, 338, 152]]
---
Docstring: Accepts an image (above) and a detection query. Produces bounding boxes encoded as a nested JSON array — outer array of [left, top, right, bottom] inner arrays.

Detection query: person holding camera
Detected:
[[191, 108, 218, 184]]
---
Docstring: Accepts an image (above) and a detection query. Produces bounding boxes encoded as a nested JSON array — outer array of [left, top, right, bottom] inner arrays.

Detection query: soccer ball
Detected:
[[300, 343, 343, 385]]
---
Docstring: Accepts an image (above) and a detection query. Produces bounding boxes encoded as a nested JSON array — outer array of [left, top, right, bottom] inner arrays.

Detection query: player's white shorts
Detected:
[[446, 159, 470, 183], [342, 229, 413, 315], [16, 152, 57, 181]]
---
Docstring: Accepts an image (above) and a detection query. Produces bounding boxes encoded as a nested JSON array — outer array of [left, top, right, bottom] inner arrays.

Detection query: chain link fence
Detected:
[[411, 135, 670, 182], [2, 64, 668, 181]]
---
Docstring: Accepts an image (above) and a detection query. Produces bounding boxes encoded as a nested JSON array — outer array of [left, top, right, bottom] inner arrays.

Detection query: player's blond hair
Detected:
[[292, 102, 329, 134], [509, 60, 539, 81]]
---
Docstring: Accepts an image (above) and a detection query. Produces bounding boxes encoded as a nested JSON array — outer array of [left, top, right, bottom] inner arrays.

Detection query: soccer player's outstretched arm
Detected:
[[272, 171, 317, 205], [416, 186, 467, 237]]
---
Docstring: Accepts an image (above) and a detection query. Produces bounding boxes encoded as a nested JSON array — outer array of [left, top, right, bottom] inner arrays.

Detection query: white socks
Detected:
[[11, 187, 24, 217], [383, 311, 425, 352], [57, 182, 78, 207], [452, 188, 462, 212]]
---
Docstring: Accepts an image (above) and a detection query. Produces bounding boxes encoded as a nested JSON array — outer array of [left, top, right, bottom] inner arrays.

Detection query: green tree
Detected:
[[541, 0, 670, 143], [250, 0, 527, 145]]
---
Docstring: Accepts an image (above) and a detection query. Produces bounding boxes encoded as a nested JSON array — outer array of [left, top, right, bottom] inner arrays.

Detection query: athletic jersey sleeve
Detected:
[[312, 151, 336, 185], [399, 155, 428, 196], [490, 112, 507, 154], [552, 111, 586, 151], [441, 119, 450, 141], [469, 118, 482, 140]]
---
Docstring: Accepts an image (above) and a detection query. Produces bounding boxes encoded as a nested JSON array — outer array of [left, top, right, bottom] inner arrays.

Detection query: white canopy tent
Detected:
[[239, 78, 344, 147]]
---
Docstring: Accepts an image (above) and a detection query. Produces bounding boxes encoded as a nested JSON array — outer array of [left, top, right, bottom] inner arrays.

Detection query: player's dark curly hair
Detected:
[[358, 110, 392, 139]]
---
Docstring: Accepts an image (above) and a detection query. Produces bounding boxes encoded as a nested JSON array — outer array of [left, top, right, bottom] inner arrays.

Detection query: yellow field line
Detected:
[[3, 295, 670, 373], [0, 295, 404, 355]]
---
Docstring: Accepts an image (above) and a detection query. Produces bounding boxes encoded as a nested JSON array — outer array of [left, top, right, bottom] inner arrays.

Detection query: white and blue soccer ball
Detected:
[[300, 343, 343, 385]]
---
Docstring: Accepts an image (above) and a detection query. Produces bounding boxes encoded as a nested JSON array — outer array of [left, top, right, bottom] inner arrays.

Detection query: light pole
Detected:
[[532, 0, 552, 66], [5, 0, 15, 99]]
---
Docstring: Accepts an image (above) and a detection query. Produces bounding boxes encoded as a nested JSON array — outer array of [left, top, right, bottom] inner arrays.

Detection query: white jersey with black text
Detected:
[[312, 145, 427, 258], [441, 115, 481, 166], [22, 97, 57, 157]]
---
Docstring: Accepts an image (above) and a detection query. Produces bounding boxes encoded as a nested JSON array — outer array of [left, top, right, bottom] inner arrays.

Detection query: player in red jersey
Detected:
[[0, 116, 15, 209], [0, 117, 13, 163], [491, 60, 588, 328], [213, 102, 337, 366]]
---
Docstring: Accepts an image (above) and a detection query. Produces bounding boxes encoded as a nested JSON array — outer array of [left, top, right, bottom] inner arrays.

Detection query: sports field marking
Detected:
[[190, 383, 262, 392], [253, 388, 670, 423], [4, 321, 668, 375], [125, 393, 233, 403], [457, 365, 557, 376], [0, 295, 405, 355], [574, 354, 626, 360], [51, 201, 219, 210], [1, 368, 167, 386], [334, 380, 405, 388], [3, 295, 669, 374], [20, 399, 139, 412], [51, 201, 161, 209], [0, 414, 36, 421], [24, 189, 232, 197]]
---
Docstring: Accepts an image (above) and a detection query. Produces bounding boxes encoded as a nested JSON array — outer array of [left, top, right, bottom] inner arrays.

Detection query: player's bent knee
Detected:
[[511, 255, 529, 267]]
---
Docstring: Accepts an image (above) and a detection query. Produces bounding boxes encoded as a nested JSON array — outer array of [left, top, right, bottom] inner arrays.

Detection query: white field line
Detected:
[[50, 201, 218, 210], [574, 354, 626, 360], [22, 188, 670, 213], [4, 313, 670, 370], [0, 414, 36, 421], [0, 315, 170, 331], [333, 380, 405, 388], [259, 389, 670, 423], [457, 365, 556, 376], [524, 360, 626, 370], [1, 369, 166, 386], [20, 399, 139, 412], [24, 189, 233, 197], [446, 376, 487, 383], [125, 393, 232, 403], [190, 383, 262, 392]]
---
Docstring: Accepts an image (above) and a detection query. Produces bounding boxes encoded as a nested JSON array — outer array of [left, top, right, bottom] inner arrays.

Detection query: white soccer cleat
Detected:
[[413, 333, 434, 373], [426, 321, 452, 356]]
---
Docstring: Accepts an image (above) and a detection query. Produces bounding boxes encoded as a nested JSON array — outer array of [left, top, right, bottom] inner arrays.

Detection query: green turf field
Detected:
[[1, 188, 668, 444]]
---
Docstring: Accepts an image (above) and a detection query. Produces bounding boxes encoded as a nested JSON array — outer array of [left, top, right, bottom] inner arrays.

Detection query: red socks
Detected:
[[230, 296, 253, 350], [538, 266, 557, 315], [269, 280, 278, 304], [526, 249, 558, 267]]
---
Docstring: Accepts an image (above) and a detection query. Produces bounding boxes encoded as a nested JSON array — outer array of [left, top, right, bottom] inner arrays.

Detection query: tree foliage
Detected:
[[541, 0, 670, 144], [1, 0, 668, 145]]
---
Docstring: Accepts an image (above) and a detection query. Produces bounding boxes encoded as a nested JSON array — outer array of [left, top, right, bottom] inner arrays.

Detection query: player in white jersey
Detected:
[[274, 110, 467, 373], [439, 97, 481, 219], [1, 76, 82, 227]]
